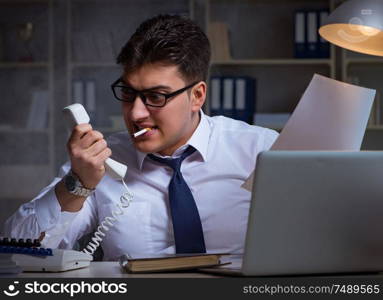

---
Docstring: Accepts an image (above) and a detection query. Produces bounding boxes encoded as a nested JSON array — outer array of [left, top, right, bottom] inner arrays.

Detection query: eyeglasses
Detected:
[[111, 78, 199, 108]]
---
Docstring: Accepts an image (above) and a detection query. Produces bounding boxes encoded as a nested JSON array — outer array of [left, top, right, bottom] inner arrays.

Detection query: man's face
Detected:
[[121, 62, 205, 156]]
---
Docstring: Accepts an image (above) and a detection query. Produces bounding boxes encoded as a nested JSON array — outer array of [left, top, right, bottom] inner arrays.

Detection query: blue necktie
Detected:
[[148, 146, 206, 253]]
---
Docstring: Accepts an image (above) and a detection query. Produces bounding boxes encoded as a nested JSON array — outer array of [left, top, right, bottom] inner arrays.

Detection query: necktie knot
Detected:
[[148, 146, 196, 172]]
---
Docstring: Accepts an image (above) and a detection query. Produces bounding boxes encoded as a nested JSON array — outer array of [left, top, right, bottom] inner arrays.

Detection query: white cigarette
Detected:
[[133, 127, 151, 138]]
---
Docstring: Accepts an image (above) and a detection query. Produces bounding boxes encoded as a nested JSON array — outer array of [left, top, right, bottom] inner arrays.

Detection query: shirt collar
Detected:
[[135, 110, 211, 170]]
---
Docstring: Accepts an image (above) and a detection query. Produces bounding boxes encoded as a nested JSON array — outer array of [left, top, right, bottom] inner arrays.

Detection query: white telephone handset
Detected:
[[62, 103, 133, 256], [63, 103, 127, 179]]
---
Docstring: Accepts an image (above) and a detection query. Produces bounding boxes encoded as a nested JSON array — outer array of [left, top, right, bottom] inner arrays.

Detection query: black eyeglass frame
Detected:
[[111, 77, 200, 108]]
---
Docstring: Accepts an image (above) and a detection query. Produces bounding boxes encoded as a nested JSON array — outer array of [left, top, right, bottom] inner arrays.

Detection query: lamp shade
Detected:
[[319, 0, 383, 56]]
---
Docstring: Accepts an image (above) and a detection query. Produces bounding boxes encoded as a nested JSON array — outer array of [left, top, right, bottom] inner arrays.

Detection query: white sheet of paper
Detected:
[[242, 74, 376, 191]]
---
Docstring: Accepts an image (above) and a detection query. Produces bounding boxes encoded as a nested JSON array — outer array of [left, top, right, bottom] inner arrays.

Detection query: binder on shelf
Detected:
[[294, 10, 330, 59], [294, 11, 306, 58], [209, 76, 256, 124], [318, 11, 330, 58], [234, 77, 256, 124], [26, 90, 49, 130], [222, 77, 234, 118], [210, 77, 222, 116], [85, 80, 96, 120], [72, 80, 97, 122], [307, 11, 318, 58], [72, 80, 84, 104], [236, 78, 246, 110]]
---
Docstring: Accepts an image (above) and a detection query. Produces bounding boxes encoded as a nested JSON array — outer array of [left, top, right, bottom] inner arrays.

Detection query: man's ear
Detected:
[[191, 81, 206, 112]]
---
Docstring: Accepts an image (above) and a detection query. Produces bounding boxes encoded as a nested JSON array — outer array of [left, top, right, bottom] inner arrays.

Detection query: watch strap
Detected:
[[65, 170, 95, 197]]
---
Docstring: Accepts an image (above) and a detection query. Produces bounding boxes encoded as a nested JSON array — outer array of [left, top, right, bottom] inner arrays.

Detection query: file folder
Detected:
[[209, 76, 256, 124]]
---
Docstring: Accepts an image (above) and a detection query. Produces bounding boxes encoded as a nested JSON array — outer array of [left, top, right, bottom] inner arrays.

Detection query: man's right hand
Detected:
[[67, 124, 112, 189], [55, 124, 112, 212]]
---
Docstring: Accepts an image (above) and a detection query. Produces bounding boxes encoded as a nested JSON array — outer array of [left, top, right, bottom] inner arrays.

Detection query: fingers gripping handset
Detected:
[[62, 103, 133, 256], [62, 103, 127, 180]]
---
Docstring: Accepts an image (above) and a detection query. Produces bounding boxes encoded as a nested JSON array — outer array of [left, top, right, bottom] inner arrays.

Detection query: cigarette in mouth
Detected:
[[133, 127, 151, 138]]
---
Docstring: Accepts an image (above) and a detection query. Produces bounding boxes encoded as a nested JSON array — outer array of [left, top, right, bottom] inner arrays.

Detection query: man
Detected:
[[3, 15, 278, 260]]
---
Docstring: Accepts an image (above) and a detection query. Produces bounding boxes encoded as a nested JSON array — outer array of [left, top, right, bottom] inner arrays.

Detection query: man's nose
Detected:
[[130, 95, 150, 120]]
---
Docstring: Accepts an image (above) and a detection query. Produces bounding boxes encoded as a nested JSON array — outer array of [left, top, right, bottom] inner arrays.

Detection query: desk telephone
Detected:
[[0, 104, 134, 273]]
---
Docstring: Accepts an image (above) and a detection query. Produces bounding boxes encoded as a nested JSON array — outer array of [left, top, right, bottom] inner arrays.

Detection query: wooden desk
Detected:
[[2, 262, 221, 278]]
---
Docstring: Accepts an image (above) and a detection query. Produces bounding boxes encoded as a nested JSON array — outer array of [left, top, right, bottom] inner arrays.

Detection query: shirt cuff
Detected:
[[34, 183, 79, 231]]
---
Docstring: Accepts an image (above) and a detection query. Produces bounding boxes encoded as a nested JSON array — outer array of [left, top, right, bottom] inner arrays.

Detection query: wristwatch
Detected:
[[64, 170, 95, 197]]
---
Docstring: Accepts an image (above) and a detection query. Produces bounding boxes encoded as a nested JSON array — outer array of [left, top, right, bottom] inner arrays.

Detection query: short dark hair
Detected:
[[117, 14, 211, 83]]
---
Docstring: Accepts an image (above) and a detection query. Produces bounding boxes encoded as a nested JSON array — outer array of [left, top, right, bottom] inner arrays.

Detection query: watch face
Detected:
[[65, 174, 77, 192]]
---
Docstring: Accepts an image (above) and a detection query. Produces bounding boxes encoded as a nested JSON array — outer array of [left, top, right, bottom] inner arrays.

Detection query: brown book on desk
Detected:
[[119, 253, 227, 273]]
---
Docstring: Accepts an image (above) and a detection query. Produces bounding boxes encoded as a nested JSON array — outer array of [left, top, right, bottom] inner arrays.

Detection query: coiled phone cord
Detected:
[[82, 179, 133, 255]]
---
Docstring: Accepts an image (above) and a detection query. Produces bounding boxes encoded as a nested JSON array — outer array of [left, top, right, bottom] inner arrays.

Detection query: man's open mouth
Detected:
[[134, 124, 159, 131]]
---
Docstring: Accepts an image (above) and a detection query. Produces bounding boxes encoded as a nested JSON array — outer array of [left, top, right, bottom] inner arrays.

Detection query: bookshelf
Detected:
[[0, 0, 54, 227], [205, 0, 336, 129], [205, 0, 383, 139], [0, 0, 54, 190]]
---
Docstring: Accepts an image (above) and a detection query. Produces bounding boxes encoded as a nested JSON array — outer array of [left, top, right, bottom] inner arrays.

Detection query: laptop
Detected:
[[202, 151, 383, 276]]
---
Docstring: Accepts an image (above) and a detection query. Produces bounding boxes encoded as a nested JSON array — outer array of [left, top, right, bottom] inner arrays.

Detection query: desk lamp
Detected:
[[319, 0, 383, 56]]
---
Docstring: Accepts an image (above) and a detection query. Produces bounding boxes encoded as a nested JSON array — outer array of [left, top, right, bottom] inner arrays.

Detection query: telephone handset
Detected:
[[62, 103, 133, 256], [63, 103, 127, 179]]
